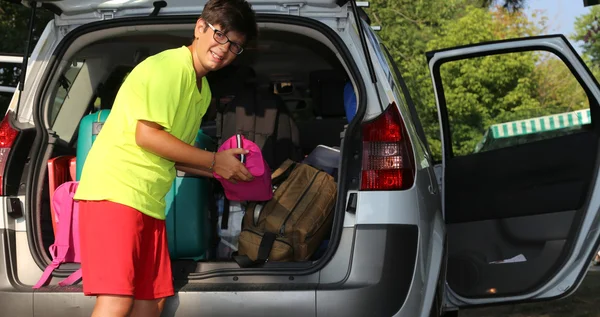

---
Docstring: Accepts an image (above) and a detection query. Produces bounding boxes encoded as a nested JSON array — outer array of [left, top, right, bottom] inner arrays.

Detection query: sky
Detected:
[[524, 0, 592, 53]]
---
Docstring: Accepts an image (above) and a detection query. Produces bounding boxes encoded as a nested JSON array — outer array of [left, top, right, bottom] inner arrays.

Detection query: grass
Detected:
[[460, 269, 600, 317]]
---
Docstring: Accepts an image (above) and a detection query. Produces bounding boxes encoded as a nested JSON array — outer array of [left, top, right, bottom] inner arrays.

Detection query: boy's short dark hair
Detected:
[[201, 0, 258, 45]]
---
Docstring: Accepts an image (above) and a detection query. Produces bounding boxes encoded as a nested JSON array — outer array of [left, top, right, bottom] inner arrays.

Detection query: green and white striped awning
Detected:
[[490, 109, 591, 139]]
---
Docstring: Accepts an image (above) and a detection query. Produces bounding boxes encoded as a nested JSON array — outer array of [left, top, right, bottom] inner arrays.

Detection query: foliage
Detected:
[[574, 6, 600, 64], [0, 2, 53, 110], [367, 2, 589, 158], [0, 3, 53, 85], [429, 6, 546, 155], [482, 0, 527, 11], [367, 0, 482, 157], [0, 2, 53, 55], [574, 5, 600, 84]]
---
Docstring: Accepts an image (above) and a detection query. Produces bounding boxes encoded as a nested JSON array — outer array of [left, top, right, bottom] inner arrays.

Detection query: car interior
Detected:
[[38, 24, 355, 276]]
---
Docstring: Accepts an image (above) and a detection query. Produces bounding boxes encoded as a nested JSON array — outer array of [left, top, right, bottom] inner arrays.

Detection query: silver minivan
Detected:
[[1, 1, 600, 316]]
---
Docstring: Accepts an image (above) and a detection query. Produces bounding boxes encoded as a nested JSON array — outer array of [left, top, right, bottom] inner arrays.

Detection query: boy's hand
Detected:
[[135, 120, 253, 182], [214, 148, 254, 183]]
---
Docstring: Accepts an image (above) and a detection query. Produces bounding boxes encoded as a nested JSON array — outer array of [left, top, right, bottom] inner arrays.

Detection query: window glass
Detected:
[[438, 51, 590, 156], [49, 60, 85, 126]]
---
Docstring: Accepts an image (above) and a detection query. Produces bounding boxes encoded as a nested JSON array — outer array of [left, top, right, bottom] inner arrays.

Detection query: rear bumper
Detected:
[[317, 224, 419, 316], [0, 225, 421, 317]]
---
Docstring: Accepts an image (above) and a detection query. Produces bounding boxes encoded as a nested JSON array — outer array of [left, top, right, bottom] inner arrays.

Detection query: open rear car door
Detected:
[[427, 35, 600, 309]]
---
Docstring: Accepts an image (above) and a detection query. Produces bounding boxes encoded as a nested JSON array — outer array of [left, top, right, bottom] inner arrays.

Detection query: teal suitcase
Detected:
[[76, 110, 215, 260], [76, 109, 111, 181], [165, 130, 216, 260]]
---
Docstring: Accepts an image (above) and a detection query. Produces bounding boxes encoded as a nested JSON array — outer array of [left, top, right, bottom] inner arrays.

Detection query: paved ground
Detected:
[[460, 268, 600, 317]]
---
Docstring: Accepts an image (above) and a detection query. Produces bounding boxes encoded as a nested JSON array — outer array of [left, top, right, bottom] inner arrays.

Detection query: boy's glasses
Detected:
[[206, 22, 244, 55]]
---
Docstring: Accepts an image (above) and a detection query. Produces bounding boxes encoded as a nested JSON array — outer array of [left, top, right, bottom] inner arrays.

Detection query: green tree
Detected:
[[531, 55, 589, 114], [368, 2, 547, 158], [574, 6, 600, 62], [573, 6, 600, 81], [0, 2, 53, 111], [0, 2, 53, 55], [483, 0, 527, 11], [427, 6, 543, 155], [367, 0, 484, 157]]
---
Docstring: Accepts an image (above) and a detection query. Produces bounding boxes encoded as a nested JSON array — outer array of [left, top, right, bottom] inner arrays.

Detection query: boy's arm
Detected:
[[175, 163, 214, 178], [136, 120, 252, 182], [136, 120, 213, 167]]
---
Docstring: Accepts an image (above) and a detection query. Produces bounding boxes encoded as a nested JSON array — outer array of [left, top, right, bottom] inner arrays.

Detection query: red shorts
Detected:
[[78, 200, 174, 300]]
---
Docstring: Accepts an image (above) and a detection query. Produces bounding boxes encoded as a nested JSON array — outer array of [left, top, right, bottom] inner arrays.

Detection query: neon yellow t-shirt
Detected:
[[74, 46, 211, 220]]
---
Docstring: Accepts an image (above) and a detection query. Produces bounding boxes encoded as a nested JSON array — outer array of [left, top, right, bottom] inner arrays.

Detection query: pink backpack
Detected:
[[214, 134, 273, 201], [33, 181, 82, 289]]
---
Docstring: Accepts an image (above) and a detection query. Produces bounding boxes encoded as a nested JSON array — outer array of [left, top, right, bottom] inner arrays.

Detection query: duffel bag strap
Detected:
[[233, 232, 277, 268]]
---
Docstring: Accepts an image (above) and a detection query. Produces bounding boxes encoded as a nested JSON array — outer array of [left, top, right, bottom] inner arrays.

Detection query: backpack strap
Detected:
[[271, 160, 297, 187], [58, 185, 82, 286], [33, 182, 80, 289], [58, 269, 82, 286], [221, 197, 230, 230]]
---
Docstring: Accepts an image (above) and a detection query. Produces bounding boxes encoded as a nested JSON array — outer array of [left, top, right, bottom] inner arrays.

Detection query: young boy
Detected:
[[73, 1, 258, 316]]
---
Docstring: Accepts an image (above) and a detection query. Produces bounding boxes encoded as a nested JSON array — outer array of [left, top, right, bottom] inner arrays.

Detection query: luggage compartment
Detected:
[[37, 19, 358, 276]]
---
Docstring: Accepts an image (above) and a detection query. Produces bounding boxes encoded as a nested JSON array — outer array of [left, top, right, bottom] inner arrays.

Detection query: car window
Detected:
[[49, 59, 85, 126], [438, 50, 591, 157], [90, 67, 132, 111]]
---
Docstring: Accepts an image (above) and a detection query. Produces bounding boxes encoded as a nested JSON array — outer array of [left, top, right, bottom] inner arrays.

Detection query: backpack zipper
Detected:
[[279, 171, 321, 236]]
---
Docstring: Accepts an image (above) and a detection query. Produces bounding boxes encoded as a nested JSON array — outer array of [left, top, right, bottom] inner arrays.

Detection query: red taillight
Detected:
[[361, 102, 415, 191], [0, 116, 19, 195]]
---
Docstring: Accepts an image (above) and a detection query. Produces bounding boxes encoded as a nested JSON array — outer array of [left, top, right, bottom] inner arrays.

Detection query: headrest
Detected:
[[209, 65, 256, 97], [309, 70, 347, 117]]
